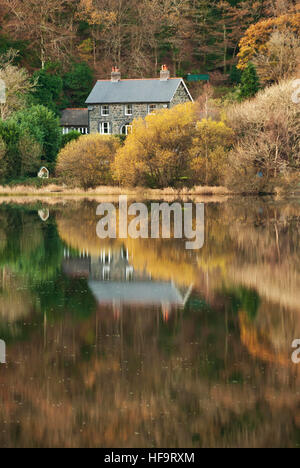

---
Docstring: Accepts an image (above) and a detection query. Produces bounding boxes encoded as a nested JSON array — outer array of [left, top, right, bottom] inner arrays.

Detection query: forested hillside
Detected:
[[0, 0, 298, 79], [0, 0, 299, 190]]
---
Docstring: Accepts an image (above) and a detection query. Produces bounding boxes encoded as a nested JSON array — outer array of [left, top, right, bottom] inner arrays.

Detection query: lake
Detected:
[[0, 196, 299, 448]]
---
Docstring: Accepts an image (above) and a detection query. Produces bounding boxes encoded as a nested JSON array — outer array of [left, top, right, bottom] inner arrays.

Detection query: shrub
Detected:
[[190, 119, 234, 186], [0, 119, 20, 179], [113, 103, 196, 188], [60, 130, 81, 149], [12, 105, 61, 165], [226, 80, 300, 193], [239, 62, 260, 100], [18, 131, 42, 176], [0, 119, 42, 180], [56, 134, 120, 189], [0, 136, 7, 179]]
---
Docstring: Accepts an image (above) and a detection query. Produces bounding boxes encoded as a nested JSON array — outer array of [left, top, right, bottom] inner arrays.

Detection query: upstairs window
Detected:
[[101, 105, 109, 116], [99, 122, 111, 134], [148, 104, 157, 114], [125, 104, 133, 116]]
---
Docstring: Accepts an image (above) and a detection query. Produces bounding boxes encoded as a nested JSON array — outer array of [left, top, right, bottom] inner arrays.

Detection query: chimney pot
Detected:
[[160, 65, 170, 81], [111, 67, 121, 82]]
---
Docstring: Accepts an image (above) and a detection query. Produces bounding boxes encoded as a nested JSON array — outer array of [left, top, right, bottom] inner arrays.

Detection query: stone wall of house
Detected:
[[89, 103, 167, 134], [88, 81, 192, 135], [170, 82, 191, 107]]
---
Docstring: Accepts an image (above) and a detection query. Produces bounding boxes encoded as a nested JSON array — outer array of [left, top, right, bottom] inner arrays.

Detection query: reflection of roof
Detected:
[[60, 108, 89, 127], [63, 258, 90, 277], [88, 281, 191, 306], [86, 79, 184, 104]]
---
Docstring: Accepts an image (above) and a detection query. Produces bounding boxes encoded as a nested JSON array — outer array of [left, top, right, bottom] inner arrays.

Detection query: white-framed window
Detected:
[[125, 104, 133, 116], [101, 105, 110, 116], [120, 124, 132, 136], [102, 266, 110, 281], [101, 249, 112, 264], [99, 122, 111, 134], [126, 266, 134, 281], [148, 104, 157, 114], [62, 127, 88, 135]]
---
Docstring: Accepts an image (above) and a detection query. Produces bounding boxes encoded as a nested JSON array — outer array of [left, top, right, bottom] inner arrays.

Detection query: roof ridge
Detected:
[[96, 78, 182, 82]]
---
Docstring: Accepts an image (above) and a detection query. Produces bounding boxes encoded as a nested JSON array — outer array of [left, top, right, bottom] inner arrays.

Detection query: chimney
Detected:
[[160, 64, 170, 81], [111, 66, 121, 82]]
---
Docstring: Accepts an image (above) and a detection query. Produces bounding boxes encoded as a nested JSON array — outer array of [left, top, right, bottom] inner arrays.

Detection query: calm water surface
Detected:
[[0, 197, 300, 448]]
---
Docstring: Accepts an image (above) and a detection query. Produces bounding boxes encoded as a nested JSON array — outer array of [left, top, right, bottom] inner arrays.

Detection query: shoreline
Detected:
[[0, 184, 298, 203], [0, 184, 232, 199]]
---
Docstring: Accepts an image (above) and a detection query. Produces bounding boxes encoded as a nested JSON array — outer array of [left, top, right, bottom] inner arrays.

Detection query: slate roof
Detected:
[[60, 108, 89, 127], [85, 78, 188, 104], [88, 280, 188, 306]]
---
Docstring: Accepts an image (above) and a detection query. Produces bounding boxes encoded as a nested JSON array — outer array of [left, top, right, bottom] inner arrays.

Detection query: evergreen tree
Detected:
[[239, 62, 260, 99], [30, 64, 63, 115], [63, 62, 94, 108]]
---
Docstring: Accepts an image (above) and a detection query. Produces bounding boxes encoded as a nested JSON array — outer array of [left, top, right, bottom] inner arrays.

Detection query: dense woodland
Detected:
[[0, 0, 299, 191], [0, 0, 298, 81]]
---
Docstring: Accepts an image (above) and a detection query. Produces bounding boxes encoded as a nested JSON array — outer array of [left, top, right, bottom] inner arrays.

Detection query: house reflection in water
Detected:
[[63, 247, 193, 321]]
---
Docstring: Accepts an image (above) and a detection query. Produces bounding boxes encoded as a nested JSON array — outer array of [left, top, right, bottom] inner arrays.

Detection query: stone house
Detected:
[[60, 108, 89, 135], [62, 246, 193, 313], [85, 65, 193, 136]]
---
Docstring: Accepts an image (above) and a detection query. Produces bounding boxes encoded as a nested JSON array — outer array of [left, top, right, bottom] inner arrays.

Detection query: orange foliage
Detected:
[[237, 12, 300, 69]]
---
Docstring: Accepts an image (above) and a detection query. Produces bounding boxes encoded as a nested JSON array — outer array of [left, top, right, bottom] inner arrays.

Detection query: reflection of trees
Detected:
[[1, 300, 300, 448], [56, 203, 197, 286], [226, 200, 300, 310], [0, 199, 300, 447], [0, 206, 64, 282], [0, 206, 97, 337]]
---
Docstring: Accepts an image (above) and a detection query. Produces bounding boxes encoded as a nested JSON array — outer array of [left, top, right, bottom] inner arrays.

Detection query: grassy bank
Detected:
[[0, 184, 232, 197]]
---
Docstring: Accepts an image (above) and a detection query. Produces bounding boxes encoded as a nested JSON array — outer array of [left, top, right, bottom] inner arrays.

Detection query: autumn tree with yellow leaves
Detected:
[[190, 119, 234, 186], [56, 134, 120, 189], [113, 103, 233, 188], [113, 103, 197, 188]]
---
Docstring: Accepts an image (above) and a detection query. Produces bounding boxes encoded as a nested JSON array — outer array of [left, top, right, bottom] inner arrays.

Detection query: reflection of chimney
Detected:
[[160, 64, 170, 81], [111, 66, 121, 82], [162, 303, 171, 322]]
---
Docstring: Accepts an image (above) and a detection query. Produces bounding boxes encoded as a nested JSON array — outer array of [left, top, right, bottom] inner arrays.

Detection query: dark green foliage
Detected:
[[0, 35, 31, 65], [0, 120, 21, 179], [230, 66, 242, 85], [239, 62, 260, 99], [12, 105, 62, 165], [28, 61, 94, 112], [63, 62, 94, 108], [226, 286, 261, 321], [61, 130, 81, 149], [0, 120, 44, 180], [30, 64, 63, 115]]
